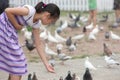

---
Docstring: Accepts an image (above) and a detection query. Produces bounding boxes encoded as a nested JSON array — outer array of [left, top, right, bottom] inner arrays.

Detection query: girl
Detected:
[[0, 2, 60, 80]]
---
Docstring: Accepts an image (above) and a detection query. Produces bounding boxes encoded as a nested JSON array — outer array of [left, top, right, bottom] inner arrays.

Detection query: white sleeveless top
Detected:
[[21, 5, 41, 28]]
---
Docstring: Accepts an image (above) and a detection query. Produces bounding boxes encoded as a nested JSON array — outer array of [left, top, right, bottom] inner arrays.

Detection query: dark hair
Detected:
[[35, 2, 60, 19]]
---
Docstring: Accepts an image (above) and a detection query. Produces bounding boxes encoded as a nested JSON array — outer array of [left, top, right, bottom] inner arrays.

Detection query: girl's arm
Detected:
[[5, 7, 29, 30], [32, 28, 55, 73]]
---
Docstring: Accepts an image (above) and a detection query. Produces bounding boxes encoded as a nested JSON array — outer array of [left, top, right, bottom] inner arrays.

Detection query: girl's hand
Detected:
[[46, 64, 55, 73], [14, 24, 23, 30]]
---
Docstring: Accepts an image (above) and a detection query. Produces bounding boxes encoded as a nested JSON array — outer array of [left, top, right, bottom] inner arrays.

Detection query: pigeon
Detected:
[[56, 20, 68, 34], [88, 32, 96, 40], [45, 44, 57, 56], [83, 68, 92, 80], [48, 55, 55, 67], [66, 36, 72, 47], [84, 57, 97, 70], [80, 16, 88, 23], [25, 39, 35, 51], [32, 72, 38, 80], [83, 26, 87, 33], [90, 25, 99, 35], [47, 31, 58, 43], [110, 31, 120, 40], [56, 43, 63, 50], [99, 14, 108, 22], [68, 13, 81, 28], [72, 73, 80, 80], [103, 43, 112, 57], [104, 32, 110, 40], [104, 56, 120, 67], [86, 23, 93, 30], [110, 22, 119, 28], [28, 73, 32, 80], [72, 34, 85, 40], [69, 42, 77, 51], [21, 27, 32, 40], [39, 28, 48, 40], [56, 20, 64, 34], [65, 71, 72, 80], [68, 13, 76, 20], [57, 49, 72, 65], [54, 30, 66, 42]]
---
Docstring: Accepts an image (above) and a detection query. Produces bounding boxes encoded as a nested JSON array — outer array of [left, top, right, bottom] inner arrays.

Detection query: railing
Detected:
[[9, 0, 114, 12]]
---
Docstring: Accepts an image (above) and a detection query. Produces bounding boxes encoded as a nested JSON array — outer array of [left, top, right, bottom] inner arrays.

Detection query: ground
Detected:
[[0, 12, 120, 80]]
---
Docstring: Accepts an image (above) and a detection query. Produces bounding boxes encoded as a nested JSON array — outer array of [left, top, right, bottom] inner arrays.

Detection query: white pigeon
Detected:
[[88, 32, 96, 40], [61, 20, 68, 30], [54, 31, 66, 42], [45, 44, 57, 56], [110, 31, 120, 40], [69, 43, 77, 51], [56, 43, 63, 50], [72, 34, 85, 40], [39, 28, 48, 40], [90, 25, 99, 35], [84, 57, 97, 70], [86, 23, 93, 30], [47, 31, 58, 43], [80, 16, 88, 23], [21, 27, 32, 40], [104, 56, 119, 66]]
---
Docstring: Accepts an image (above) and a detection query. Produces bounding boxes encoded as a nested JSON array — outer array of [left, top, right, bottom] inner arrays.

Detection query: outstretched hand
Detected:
[[46, 64, 55, 73]]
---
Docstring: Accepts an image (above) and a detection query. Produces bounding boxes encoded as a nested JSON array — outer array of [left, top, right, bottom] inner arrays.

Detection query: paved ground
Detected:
[[0, 54, 120, 80]]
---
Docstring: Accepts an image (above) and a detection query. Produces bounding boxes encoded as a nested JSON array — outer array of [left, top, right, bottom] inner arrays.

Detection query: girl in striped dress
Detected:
[[0, 2, 60, 80]]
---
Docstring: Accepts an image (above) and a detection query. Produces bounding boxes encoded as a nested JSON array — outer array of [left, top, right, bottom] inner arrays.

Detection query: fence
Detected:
[[9, 0, 114, 12]]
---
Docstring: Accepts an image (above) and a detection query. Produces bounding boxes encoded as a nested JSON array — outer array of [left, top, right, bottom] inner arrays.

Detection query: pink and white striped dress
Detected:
[[0, 5, 41, 75]]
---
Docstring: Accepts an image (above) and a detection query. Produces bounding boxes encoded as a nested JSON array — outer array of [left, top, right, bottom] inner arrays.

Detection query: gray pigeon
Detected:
[[83, 68, 92, 80], [66, 36, 72, 47], [65, 71, 72, 80], [28, 73, 32, 80], [32, 72, 38, 80], [104, 32, 110, 40], [99, 14, 108, 22]]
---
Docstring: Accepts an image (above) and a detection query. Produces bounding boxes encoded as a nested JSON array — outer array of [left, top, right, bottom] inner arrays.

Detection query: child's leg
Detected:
[[93, 9, 97, 28], [9, 74, 22, 80], [88, 10, 93, 25], [115, 10, 120, 20]]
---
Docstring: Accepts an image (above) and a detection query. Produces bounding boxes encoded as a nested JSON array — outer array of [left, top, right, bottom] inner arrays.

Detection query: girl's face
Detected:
[[40, 12, 57, 25]]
